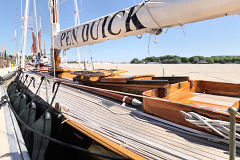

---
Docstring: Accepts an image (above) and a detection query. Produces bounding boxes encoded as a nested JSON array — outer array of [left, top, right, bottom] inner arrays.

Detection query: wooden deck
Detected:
[[29, 73, 240, 160], [0, 79, 30, 160]]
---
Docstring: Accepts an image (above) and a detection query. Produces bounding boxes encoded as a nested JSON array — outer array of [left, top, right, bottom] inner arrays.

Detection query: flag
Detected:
[[2, 45, 6, 60], [2, 45, 5, 53]]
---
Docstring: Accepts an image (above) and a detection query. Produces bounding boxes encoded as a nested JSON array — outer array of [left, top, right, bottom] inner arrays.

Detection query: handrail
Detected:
[[228, 106, 239, 160]]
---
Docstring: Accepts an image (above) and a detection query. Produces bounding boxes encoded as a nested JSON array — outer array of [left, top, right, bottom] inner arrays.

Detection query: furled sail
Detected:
[[54, 0, 240, 50], [32, 32, 37, 57], [38, 30, 42, 56]]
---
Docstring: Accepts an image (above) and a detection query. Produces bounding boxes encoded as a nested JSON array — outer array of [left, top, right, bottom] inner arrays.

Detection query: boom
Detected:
[[54, 0, 240, 50]]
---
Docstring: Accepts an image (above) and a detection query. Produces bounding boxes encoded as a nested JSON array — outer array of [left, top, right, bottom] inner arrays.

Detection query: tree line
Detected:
[[130, 55, 240, 64]]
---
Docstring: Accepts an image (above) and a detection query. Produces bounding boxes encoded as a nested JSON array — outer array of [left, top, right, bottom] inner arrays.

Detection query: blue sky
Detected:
[[1, 0, 240, 62]]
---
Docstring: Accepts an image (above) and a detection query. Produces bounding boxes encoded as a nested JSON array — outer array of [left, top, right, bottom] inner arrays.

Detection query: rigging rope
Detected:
[[147, 34, 151, 56], [181, 111, 240, 147]]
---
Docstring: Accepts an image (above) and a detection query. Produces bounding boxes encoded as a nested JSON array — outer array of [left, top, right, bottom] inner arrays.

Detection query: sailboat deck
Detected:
[[29, 73, 239, 160]]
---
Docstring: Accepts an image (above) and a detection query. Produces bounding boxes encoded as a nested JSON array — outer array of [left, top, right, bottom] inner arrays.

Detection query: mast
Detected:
[[50, 0, 60, 71], [44, 41, 46, 57], [21, 0, 23, 17], [38, 16, 42, 56], [14, 30, 18, 66], [83, 47, 87, 70], [73, 0, 85, 70], [21, 0, 30, 69], [33, 0, 38, 57]]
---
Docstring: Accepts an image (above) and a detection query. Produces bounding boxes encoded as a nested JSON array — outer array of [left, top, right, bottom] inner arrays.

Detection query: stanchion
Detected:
[[228, 106, 238, 160]]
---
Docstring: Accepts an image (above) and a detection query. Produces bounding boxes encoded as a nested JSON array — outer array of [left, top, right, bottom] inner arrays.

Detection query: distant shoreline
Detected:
[[130, 55, 240, 64], [67, 62, 240, 65], [66, 55, 240, 64]]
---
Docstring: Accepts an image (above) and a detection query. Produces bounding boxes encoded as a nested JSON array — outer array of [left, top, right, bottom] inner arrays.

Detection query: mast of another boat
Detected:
[[14, 30, 18, 67], [44, 41, 47, 57], [15, 31, 20, 67], [50, 0, 60, 75], [21, 0, 30, 69], [33, 0, 39, 58], [38, 16, 42, 57], [73, 0, 84, 70]]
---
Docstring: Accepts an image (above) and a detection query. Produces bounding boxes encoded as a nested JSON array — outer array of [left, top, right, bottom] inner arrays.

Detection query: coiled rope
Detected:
[[181, 111, 240, 147]]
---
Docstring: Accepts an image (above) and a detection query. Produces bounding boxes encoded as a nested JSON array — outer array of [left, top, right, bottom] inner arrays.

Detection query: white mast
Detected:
[[39, 16, 42, 55], [54, 0, 240, 50], [50, 0, 60, 76], [74, 0, 80, 25], [74, 0, 86, 70], [20, 0, 24, 63], [20, 0, 23, 67], [21, 0, 23, 17], [82, 47, 87, 70], [14, 30, 18, 66], [21, 0, 30, 69]]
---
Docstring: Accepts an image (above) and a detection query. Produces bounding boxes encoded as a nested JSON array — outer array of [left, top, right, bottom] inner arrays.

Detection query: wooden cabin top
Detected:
[[99, 74, 155, 83], [72, 69, 128, 76], [72, 69, 128, 81]]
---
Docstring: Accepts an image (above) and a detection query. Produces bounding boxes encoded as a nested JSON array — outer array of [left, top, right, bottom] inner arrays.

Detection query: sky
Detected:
[[0, 0, 240, 62]]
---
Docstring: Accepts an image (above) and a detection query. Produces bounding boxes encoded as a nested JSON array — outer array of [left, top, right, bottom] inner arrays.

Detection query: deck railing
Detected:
[[228, 106, 239, 160]]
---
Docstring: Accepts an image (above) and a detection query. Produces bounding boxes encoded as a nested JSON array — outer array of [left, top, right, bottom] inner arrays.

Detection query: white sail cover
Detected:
[[54, 0, 240, 50]]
